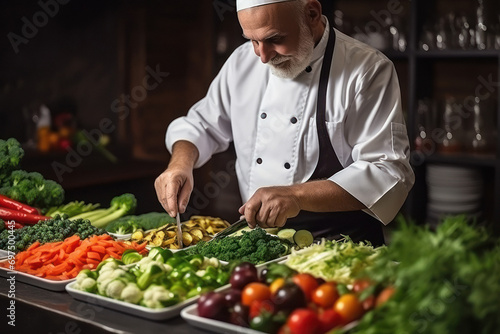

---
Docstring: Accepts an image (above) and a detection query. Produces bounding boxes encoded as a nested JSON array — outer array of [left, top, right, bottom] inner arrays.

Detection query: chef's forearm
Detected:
[[291, 180, 366, 213], [168, 140, 199, 170]]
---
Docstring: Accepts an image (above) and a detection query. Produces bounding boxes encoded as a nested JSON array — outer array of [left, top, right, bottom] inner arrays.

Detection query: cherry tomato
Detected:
[[242, 282, 272, 307], [312, 282, 339, 308], [333, 293, 365, 324], [286, 308, 320, 334], [292, 273, 319, 301], [249, 299, 275, 319], [352, 279, 371, 293], [361, 294, 375, 311], [376, 286, 396, 307], [270, 277, 286, 295], [352, 279, 375, 311], [318, 309, 343, 333]]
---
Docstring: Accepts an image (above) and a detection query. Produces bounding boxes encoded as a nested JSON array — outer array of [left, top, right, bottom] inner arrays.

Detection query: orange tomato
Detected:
[[333, 293, 365, 324], [241, 282, 271, 306], [312, 282, 339, 308]]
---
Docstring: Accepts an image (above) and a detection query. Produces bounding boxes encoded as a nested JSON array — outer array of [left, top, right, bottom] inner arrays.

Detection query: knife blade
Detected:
[[212, 217, 248, 241], [176, 212, 183, 249]]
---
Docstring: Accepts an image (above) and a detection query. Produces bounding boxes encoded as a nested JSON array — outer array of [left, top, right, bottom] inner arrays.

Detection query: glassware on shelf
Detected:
[[415, 98, 437, 151], [456, 14, 475, 50], [389, 16, 407, 52], [333, 8, 406, 53], [439, 96, 463, 154], [419, 23, 435, 51], [469, 97, 496, 154], [435, 18, 448, 50], [418, 0, 500, 51], [475, 0, 488, 50]]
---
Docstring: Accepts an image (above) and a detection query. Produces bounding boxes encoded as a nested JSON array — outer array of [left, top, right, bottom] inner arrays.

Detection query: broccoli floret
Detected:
[[186, 228, 291, 264], [0, 170, 64, 210], [105, 216, 141, 234], [0, 138, 24, 183], [71, 193, 137, 229]]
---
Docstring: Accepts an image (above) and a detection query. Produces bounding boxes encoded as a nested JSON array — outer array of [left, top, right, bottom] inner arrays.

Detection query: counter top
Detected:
[[0, 278, 209, 334]]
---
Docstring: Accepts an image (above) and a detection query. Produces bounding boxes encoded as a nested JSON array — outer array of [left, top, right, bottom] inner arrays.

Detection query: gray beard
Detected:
[[268, 23, 315, 79]]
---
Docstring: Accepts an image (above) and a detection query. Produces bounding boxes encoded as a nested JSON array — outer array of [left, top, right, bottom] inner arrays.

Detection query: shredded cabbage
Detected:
[[284, 238, 385, 284]]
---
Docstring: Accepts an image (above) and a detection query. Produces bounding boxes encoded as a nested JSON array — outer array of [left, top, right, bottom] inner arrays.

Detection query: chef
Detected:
[[155, 0, 415, 246]]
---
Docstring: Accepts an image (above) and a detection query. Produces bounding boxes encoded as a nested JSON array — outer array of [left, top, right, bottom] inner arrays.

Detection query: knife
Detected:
[[212, 217, 248, 241], [176, 212, 183, 249]]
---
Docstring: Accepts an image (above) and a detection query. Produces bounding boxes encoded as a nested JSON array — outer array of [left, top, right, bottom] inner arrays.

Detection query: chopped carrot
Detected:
[[86, 251, 101, 260], [27, 241, 41, 251], [90, 245, 106, 254], [8, 233, 148, 280]]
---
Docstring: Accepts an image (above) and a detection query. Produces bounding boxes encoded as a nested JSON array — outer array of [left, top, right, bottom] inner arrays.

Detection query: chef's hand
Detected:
[[239, 186, 301, 229], [154, 141, 199, 218]]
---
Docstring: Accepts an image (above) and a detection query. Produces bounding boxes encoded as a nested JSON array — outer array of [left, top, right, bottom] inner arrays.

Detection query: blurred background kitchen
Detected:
[[0, 0, 499, 233]]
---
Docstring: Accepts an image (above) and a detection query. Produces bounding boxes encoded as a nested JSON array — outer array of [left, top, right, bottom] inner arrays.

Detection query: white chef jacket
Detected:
[[166, 17, 415, 225]]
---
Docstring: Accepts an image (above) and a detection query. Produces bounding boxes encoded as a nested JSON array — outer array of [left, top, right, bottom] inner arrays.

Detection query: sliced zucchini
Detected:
[[277, 228, 296, 243], [293, 230, 314, 248], [264, 227, 279, 235]]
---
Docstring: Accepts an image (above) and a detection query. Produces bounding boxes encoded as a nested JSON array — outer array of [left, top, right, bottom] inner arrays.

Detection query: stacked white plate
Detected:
[[426, 164, 483, 226]]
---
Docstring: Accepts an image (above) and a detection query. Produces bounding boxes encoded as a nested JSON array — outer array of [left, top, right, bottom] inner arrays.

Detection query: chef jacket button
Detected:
[[305, 66, 312, 73], [284, 162, 291, 169], [290, 117, 297, 124], [260, 113, 267, 119], [257, 158, 263, 164]]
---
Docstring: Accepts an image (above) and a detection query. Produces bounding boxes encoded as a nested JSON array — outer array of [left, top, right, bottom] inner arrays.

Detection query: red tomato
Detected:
[[376, 286, 396, 307], [241, 282, 271, 307], [318, 309, 343, 334], [311, 282, 339, 308], [292, 273, 319, 301], [352, 279, 371, 293], [333, 293, 365, 325], [249, 299, 275, 319], [286, 308, 320, 334]]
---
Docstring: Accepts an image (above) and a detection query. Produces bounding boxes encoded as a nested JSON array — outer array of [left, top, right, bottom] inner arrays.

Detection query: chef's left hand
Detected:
[[239, 186, 301, 229]]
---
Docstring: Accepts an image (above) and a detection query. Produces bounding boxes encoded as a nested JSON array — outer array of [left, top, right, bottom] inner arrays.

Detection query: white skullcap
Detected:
[[237, 0, 296, 12]]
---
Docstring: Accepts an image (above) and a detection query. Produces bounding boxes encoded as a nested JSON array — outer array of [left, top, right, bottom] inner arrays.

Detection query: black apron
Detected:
[[286, 28, 385, 247]]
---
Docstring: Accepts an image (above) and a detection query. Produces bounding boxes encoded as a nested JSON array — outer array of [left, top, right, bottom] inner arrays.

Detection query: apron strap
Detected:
[[309, 28, 343, 180], [289, 27, 385, 246]]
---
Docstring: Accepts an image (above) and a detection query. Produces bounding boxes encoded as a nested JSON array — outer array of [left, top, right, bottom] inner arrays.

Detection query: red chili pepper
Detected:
[[0, 194, 39, 214], [1, 220, 24, 229], [12, 222, 24, 229], [0, 207, 48, 225]]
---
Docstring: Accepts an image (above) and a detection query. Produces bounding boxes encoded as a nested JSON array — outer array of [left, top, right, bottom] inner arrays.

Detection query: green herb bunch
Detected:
[[342, 215, 500, 334]]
